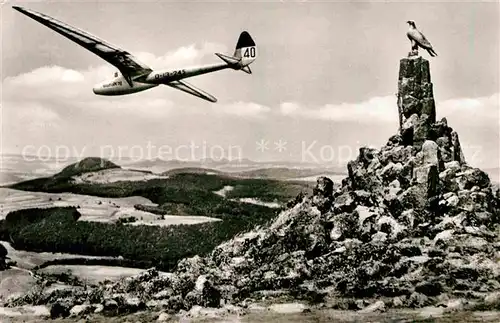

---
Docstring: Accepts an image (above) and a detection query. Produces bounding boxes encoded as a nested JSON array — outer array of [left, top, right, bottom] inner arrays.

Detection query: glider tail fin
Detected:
[[233, 31, 257, 66], [215, 31, 257, 72]]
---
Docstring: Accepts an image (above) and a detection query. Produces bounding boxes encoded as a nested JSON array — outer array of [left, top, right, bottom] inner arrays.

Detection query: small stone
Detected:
[[399, 209, 415, 228], [371, 231, 388, 242], [355, 299, 365, 309], [50, 302, 71, 319], [314, 177, 334, 197], [69, 305, 91, 317], [333, 246, 346, 254], [444, 160, 460, 170], [268, 303, 308, 314], [381, 162, 404, 182], [408, 292, 429, 308], [484, 292, 500, 305], [450, 131, 465, 164], [393, 297, 404, 308], [330, 227, 343, 241], [94, 304, 104, 313], [157, 312, 171, 321], [421, 140, 439, 166], [415, 280, 444, 296], [359, 300, 386, 313], [434, 230, 454, 243], [447, 195, 459, 207], [445, 299, 466, 312]]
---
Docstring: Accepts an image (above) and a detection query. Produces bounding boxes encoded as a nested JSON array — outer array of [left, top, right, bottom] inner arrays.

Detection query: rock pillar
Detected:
[[398, 57, 436, 125]]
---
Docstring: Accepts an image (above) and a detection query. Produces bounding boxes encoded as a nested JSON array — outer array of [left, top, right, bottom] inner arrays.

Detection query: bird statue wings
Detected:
[[406, 20, 437, 57]]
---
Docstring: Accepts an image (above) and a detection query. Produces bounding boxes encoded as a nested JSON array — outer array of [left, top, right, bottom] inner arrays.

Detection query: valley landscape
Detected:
[[0, 153, 335, 321]]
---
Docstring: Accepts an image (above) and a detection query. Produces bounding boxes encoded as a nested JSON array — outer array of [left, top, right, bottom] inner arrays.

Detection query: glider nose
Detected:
[[92, 84, 103, 95]]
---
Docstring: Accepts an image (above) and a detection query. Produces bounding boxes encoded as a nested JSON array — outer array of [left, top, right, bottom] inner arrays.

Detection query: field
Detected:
[[0, 188, 220, 225], [1, 187, 156, 220]]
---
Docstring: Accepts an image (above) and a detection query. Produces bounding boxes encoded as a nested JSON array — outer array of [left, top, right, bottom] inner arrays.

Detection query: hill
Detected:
[[55, 157, 120, 179]]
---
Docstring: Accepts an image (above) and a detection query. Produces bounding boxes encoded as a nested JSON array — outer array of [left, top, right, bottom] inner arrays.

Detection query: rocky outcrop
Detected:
[[0, 244, 7, 270], [6, 57, 500, 317]]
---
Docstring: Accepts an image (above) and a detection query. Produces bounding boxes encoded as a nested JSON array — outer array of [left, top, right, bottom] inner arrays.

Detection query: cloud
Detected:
[[6, 66, 85, 86], [279, 96, 398, 123], [437, 92, 499, 123], [276, 93, 499, 169], [211, 101, 271, 118], [278, 93, 499, 127], [1, 101, 63, 146], [82, 98, 175, 120], [4, 102, 61, 130], [135, 42, 228, 70], [15, 102, 60, 122], [1, 41, 232, 122]]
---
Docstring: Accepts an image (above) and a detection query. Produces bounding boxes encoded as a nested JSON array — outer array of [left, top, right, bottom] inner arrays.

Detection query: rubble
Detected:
[[5, 56, 499, 318]]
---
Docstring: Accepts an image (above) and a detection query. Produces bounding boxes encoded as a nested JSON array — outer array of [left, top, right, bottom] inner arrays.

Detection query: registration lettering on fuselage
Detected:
[[103, 80, 123, 88], [155, 69, 187, 79]]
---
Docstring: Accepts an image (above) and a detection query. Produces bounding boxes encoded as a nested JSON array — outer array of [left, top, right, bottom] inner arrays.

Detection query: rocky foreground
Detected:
[[4, 57, 500, 320]]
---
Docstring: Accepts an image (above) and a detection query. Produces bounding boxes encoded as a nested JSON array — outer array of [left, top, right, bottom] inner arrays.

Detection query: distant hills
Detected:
[[121, 157, 347, 174], [0, 153, 348, 185], [160, 166, 346, 182], [2, 153, 497, 185]]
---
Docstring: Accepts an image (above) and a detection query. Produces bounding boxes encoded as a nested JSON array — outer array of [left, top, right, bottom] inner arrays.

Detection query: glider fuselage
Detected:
[[92, 75, 157, 96], [92, 62, 230, 96]]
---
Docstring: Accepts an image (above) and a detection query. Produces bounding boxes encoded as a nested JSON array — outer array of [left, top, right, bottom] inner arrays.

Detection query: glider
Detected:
[[13, 6, 257, 102], [406, 20, 437, 57]]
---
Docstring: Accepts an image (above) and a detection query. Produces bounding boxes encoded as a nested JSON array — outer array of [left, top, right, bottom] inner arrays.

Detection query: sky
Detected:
[[1, 0, 499, 168]]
